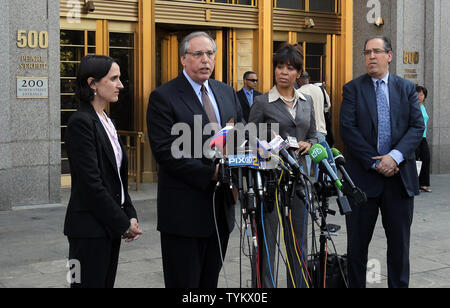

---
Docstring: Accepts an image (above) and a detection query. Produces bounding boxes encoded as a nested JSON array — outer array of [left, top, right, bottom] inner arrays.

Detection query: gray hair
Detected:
[[364, 36, 393, 53], [179, 31, 217, 56]]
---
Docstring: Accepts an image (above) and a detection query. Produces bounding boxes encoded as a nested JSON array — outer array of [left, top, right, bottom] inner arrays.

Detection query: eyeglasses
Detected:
[[246, 79, 258, 82], [185, 50, 216, 59], [363, 48, 389, 56]]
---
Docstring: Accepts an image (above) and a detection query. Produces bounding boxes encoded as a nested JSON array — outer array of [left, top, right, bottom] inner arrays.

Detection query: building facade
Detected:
[[0, 0, 448, 210]]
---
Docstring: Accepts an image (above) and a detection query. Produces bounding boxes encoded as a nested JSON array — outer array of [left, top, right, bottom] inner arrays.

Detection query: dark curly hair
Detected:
[[273, 43, 304, 72]]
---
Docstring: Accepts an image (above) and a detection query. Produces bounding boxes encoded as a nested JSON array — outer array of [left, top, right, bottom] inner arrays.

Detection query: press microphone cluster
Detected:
[[208, 126, 364, 288]]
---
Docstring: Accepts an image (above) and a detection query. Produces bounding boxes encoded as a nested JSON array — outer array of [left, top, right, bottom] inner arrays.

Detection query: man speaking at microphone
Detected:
[[339, 36, 424, 288], [147, 32, 243, 288]]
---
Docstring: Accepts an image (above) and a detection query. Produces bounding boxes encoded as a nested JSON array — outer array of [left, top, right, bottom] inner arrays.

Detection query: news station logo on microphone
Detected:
[[228, 154, 260, 168], [309, 144, 326, 161]]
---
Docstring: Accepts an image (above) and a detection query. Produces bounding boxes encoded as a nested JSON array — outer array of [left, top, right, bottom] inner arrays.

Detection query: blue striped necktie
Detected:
[[376, 80, 391, 155]]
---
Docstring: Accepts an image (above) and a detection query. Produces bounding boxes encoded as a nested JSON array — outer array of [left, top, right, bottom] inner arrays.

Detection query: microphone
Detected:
[[285, 136, 301, 163], [319, 140, 338, 174], [331, 148, 367, 205], [309, 144, 343, 190], [331, 148, 355, 187], [283, 135, 308, 189], [269, 135, 301, 172], [209, 125, 234, 151]]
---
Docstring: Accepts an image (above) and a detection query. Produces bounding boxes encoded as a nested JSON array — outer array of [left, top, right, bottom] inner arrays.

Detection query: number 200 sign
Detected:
[[17, 30, 49, 49], [17, 77, 48, 99]]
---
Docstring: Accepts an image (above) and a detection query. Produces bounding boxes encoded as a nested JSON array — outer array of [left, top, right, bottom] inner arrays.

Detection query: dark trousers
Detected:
[[415, 137, 431, 187], [68, 237, 121, 288], [160, 221, 230, 288], [345, 175, 414, 288]]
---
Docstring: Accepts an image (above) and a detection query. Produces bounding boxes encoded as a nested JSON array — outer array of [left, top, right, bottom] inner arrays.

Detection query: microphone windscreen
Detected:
[[209, 125, 234, 149], [308, 144, 328, 163], [331, 147, 342, 158]]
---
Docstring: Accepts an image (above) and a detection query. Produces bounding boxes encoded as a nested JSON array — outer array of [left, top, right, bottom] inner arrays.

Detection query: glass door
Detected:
[[60, 21, 137, 187], [109, 32, 136, 131], [304, 42, 326, 84], [60, 29, 96, 187]]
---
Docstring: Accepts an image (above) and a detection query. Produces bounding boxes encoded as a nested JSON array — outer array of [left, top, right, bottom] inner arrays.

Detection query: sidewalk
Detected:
[[0, 175, 449, 288]]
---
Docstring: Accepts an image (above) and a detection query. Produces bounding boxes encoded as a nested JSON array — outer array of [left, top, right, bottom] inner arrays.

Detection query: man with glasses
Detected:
[[237, 71, 261, 122], [340, 36, 424, 288], [147, 31, 243, 288]]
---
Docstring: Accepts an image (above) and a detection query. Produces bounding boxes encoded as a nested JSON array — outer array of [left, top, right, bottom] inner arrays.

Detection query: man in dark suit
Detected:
[[236, 71, 261, 122], [147, 32, 243, 288], [340, 36, 424, 288]]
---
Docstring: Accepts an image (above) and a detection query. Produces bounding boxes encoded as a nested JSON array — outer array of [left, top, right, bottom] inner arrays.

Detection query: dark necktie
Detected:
[[201, 85, 218, 125], [376, 80, 391, 155]]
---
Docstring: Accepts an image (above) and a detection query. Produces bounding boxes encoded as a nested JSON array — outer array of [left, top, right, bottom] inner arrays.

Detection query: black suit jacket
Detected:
[[339, 73, 424, 198], [64, 103, 137, 239], [147, 74, 243, 238], [237, 88, 261, 122]]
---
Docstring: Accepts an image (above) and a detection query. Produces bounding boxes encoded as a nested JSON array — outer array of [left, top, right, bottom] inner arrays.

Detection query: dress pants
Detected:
[[345, 174, 414, 288], [160, 211, 230, 288], [68, 237, 121, 288], [415, 137, 431, 187]]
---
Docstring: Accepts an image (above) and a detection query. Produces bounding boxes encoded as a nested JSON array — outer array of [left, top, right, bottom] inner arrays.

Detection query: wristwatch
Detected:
[[374, 160, 381, 169]]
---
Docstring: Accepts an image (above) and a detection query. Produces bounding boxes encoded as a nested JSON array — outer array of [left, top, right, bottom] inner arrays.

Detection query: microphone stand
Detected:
[[313, 166, 338, 288]]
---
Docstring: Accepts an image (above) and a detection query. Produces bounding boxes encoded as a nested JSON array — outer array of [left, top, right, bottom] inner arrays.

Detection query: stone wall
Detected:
[[0, 0, 60, 210]]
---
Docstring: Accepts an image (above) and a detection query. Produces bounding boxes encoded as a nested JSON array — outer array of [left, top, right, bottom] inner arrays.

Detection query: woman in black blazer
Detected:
[[64, 55, 142, 288]]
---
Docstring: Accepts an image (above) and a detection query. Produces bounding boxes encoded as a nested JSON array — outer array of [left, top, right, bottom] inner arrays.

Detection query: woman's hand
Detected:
[[297, 141, 312, 155], [123, 218, 143, 242]]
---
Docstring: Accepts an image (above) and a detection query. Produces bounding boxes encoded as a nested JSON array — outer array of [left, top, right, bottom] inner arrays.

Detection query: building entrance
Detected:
[[60, 20, 137, 187]]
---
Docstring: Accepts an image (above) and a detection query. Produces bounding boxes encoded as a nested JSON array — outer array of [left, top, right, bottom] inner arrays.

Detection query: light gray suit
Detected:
[[248, 87, 318, 288]]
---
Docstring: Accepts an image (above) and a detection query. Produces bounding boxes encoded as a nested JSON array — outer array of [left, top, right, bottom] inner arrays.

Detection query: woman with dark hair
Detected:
[[248, 43, 317, 288], [415, 85, 432, 192], [64, 55, 142, 288]]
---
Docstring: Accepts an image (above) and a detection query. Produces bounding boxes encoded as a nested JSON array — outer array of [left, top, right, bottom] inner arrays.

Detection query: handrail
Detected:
[[118, 130, 144, 191]]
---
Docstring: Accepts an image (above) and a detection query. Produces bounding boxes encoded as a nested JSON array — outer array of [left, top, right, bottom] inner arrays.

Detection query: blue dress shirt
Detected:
[[183, 70, 222, 127]]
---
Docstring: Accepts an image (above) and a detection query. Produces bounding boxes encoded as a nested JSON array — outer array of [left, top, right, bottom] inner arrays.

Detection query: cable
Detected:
[[324, 241, 328, 288], [213, 184, 229, 288], [239, 209, 243, 288], [261, 201, 276, 288], [275, 170, 297, 288], [253, 216, 261, 288], [289, 210, 310, 288]]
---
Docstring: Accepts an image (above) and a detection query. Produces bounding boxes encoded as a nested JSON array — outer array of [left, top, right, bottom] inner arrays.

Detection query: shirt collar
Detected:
[[268, 85, 306, 103], [371, 71, 390, 86], [183, 69, 209, 95], [243, 88, 253, 96]]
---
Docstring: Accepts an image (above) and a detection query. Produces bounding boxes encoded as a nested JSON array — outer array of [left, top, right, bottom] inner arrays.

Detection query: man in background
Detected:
[[236, 71, 261, 122]]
